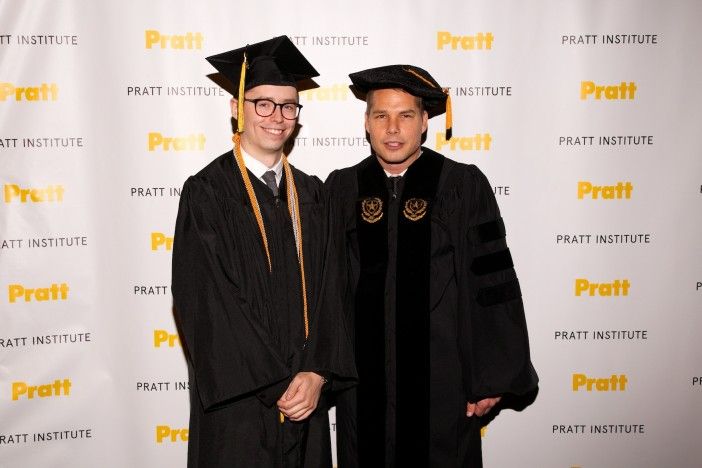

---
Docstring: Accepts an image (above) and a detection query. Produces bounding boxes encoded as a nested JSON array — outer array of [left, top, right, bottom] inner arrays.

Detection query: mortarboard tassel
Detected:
[[444, 90, 453, 141], [236, 52, 247, 133], [402, 67, 453, 140]]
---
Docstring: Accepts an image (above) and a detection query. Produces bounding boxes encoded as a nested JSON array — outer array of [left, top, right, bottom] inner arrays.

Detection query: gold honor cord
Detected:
[[232, 135, 311, 426], [233, 132, 272, 271], [283, 159, 309, 339], [231, 135, 309, 336]]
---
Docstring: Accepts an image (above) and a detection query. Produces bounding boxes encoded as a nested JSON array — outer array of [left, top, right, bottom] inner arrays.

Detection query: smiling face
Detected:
[[365, 88, 428, 174], [231, 84, 298, 162]]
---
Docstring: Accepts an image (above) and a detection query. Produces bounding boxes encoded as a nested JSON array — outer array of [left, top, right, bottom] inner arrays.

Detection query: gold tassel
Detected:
[[403, 67, 453, 140], [236, 52, 247, 133], [403, 67, 434, 87], [444, 90, 453, 141]]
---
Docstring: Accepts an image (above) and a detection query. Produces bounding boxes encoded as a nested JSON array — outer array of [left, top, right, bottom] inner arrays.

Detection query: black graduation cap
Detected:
[[349, 64, 453, 139], [207, 35, 319, 91], [207, 35, 320, 133]]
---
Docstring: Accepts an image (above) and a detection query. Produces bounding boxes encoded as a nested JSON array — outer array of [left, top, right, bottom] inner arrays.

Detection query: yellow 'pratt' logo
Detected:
[[0, 82, 58, 101], [436, 133, 491, 151], [151, 232, 173, 250], [581, 81, 637, 100], [4, 184, 64, 203], [572, 373, 628, 392], [12, 378, 71, 401], [437, 31, 494, 50], [480, 426, 487, 438], [154, 330, 180, 348], [156, 425, 189, 443], [403, 198, 428, 221], [575, 279, 630, 296], [145, 30, 203, 49], [8, 283, 69, 303], [361, 197, 383, 224], [148, 132, 206, 151], [299, 84, 349, 101], [577, 181, 632, 199]]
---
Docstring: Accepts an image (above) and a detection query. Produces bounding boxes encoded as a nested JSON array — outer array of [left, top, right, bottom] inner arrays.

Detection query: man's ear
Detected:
[[230, 98, 238, 119], [421, 110, 429, 133]]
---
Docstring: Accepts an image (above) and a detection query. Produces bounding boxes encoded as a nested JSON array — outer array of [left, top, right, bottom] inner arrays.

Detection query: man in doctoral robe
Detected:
[[326, 64, 538, 467], [172, 36, 356, 468]]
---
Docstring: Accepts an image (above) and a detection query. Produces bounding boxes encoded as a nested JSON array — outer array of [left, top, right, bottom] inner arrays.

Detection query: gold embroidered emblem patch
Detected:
[[360, 197, 383, 223], [403, 198, 428, 221]]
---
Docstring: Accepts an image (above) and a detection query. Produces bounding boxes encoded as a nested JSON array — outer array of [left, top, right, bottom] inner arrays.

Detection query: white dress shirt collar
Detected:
[[240, 148, 284, 186]]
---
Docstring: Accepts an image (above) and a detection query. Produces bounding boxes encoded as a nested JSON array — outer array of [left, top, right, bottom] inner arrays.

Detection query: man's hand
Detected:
[[277, 372, 325, 422], [466, 397, 501, 417]]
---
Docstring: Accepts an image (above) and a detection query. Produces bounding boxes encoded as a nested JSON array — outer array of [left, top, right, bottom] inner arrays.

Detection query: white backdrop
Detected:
[[1, 1, 701, 467]]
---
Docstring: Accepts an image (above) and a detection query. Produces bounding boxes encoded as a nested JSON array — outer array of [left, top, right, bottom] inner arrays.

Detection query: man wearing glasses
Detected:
[[172, 36, 356, 468]]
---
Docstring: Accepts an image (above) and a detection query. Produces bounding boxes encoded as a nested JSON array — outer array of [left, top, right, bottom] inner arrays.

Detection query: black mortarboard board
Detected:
[[207, 35, 319, 133], [349, 64, 453, 139], [207, 35, 319, 92]]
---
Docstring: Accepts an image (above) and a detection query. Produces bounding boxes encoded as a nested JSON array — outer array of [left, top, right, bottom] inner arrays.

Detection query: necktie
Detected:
[[262, 170, 279, 197], [387, 175, 402, 199]]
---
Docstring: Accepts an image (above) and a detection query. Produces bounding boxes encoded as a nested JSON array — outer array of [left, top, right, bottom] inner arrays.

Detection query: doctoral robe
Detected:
[[172, 152, 356, 468], [325, 148, 538, 468]]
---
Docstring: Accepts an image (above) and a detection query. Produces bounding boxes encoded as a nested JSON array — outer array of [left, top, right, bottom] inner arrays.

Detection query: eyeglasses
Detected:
[[244, 98, 303, 120]]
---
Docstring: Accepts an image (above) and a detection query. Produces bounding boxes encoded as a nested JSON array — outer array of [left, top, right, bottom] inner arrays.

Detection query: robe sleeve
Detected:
[[300, 175, 358, 391], [172, 176, 290, 411], [458, 166, 538, 400]]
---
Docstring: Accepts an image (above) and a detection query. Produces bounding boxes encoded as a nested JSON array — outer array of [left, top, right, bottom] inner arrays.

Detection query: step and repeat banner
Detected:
[[1, 0, 701, 466]]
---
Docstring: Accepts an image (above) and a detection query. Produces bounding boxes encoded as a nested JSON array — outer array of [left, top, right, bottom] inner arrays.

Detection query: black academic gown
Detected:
[[325, 148, 538, 468], [172, 151, 356, 468]]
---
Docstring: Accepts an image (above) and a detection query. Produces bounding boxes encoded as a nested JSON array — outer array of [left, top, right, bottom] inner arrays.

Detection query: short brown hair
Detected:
[[365, 88, 424, 115]]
